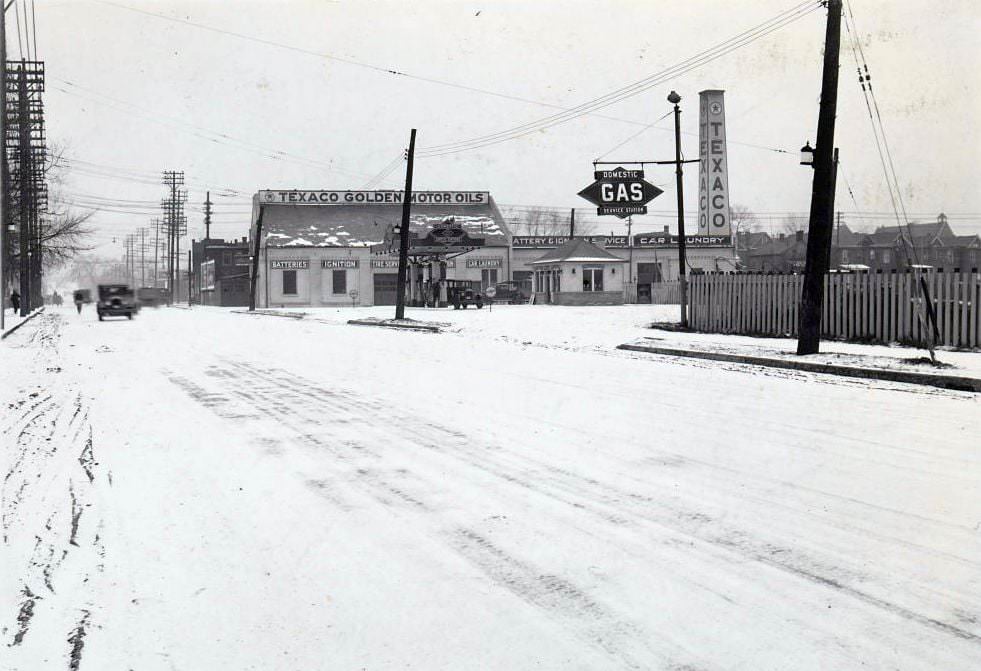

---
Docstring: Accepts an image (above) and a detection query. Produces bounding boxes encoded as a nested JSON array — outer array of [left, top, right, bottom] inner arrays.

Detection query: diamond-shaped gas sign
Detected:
[[577, 167, 663, 218]]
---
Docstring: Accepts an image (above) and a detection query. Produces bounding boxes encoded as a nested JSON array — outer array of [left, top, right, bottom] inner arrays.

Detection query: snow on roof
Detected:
[[260, 202, 509, 248], [530, 238, 625, 265]]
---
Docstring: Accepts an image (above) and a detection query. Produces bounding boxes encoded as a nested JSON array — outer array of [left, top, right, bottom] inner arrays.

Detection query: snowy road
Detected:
[[2, 306, 980, 670]]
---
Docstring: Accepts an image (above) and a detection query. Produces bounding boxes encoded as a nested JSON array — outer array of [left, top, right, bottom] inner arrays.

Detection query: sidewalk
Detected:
[[619, 328, 981, 393]]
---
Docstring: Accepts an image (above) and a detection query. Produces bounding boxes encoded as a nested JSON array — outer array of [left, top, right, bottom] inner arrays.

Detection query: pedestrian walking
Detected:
[[10, 289, 20, 314], [73, 290, 84, 314]]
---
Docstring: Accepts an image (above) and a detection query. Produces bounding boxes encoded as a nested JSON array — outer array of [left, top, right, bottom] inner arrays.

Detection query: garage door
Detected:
[[373, 273, 399, 306]]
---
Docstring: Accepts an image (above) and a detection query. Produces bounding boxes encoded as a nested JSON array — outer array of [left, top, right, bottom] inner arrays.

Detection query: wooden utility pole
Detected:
[[139, 227, 147, 287], [248, 208, 264, 311], [204, 191, 211, 240], [668, 91, 689, 328], [395, 128, 416, 321], [797, 0, 842, 355], [0, 6, 6, 328], [18, 64, 29, 316], [187, 249, 192, 306]]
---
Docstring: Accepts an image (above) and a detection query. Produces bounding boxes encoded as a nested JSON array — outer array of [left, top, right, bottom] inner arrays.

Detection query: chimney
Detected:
[[795, 230, 804, 242], [779, 233, 785, 240], [663, 226, 669, 234]]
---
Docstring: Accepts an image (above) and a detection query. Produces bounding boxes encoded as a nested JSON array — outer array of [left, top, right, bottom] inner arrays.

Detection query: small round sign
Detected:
[[484, 286, 497, 298]]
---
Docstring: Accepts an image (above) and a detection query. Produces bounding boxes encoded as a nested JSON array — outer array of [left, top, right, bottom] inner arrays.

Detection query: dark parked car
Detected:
[[97, 284, 137, 321], [491, 281, 529, 304], [445, 279, 484, 309], [136, 287, 169, 308]]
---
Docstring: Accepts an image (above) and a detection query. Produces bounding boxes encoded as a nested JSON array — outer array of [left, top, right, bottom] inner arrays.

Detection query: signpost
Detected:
[[577, 167, 663, 218], [484, 285, 496, 312]]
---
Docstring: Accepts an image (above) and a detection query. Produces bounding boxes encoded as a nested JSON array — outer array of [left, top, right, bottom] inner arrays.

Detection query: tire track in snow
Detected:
[[1, 314, 107, 670], [169, 359, 682, 668], [171, 357, 981, 662]]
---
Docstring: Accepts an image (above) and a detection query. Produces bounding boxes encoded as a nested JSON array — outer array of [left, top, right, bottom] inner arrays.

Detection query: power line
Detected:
[[49, 78, 374, 179], [416, 1, 821, 157], [99, 0, 798, 161]]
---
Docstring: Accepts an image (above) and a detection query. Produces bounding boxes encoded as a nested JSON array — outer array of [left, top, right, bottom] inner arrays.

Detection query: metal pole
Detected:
[[671, 95, 689, 328], [187, 249, 191, 306], [797, 0, 842, 355], [395, 128, 416, 321]]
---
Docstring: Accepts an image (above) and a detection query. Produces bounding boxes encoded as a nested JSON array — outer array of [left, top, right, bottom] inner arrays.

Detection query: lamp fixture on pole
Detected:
[[799, 141, 815, 167]]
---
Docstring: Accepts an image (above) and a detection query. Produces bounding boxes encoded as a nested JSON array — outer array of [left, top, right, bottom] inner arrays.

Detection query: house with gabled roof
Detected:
[[529, 238, 627, 305]]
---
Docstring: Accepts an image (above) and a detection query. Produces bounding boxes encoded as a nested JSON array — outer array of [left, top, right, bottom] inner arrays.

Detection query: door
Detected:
[[373, 273, 399, 306]]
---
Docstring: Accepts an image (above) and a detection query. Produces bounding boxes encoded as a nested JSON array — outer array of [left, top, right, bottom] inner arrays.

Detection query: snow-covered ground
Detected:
[[2, 305, 980, 670]]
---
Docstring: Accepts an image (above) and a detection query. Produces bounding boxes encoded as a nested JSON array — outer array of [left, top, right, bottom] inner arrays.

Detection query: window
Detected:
[[882, 250, 891, 264], [481, 268, 498, 290], [841, 249, 849, 263], [222, 251, 234, 266], [282, 270, 297, 295], [583, 266, 604, 292], [332, 270, 347, 295]]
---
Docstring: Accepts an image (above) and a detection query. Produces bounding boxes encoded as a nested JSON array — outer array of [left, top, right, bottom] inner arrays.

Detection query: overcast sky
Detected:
[[30, 0, 981, 254]]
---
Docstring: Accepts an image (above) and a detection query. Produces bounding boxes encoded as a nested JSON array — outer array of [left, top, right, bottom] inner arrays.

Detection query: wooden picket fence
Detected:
[[651, 281, 681, 305], [688, 271, 981, 348]]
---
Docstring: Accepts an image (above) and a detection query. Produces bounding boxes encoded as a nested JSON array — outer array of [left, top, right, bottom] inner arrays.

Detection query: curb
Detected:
[[1, 307, 45, 340], [231, 310, 306, 320], [616, 343, 981, 393], [347, 319, 441, 333]]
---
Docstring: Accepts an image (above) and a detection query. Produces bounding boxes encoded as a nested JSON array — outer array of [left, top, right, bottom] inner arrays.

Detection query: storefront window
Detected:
[[583, 266, 603, 292], [481, 268, 498, 290], [332, 270, 347, 294], [282, 270, 297, 295]]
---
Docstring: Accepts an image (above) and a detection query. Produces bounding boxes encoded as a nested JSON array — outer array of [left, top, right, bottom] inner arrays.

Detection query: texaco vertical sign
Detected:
[[698, 90, 732, 236]]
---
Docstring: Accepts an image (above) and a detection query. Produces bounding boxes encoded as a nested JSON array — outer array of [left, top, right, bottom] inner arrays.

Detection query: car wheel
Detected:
[[476, 302, 483, 309], [98, 314, 103, 321], [127, 313, 133, 320]]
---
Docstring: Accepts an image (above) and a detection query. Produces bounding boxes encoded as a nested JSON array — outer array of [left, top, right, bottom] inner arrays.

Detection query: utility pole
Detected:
[[797, 0, 842, 355], [187, 249, 192, 306], [627, 215, 634, 284], [395, 128, 416, 321], [668, 90, 689, 328], [0, 4, 6, 328], [151, 217, 161, 288], [569, 208, 575, 237], [139, 227, 147, 287], [18, 63, 29, 316], [248, 207, 264, 311], [161, 171, 185, 303], [203, 191, 211, 240]]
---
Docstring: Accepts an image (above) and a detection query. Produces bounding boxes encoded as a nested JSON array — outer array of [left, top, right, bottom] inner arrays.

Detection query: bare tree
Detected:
[[504, 206, 597, 236], [730, 204, 758, 238], [39, 143, 97, 269]]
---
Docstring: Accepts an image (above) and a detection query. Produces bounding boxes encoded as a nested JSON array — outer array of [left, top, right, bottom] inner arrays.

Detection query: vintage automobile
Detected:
[[491, 281, 530, 305], [136, 286, 169, 308], [96, 284, 137, 321], [444, 279, 484, 309]]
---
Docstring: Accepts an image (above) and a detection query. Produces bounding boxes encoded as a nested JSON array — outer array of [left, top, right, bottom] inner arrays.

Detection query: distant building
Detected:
[[248, 189, 510, 308], [191, 237, 250, 306], [744, 215, 980, 273]]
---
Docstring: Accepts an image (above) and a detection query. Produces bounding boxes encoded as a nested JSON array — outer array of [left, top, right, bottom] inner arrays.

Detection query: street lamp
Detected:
[[800, 141, 815, 167], [667, 90, 688, 328]]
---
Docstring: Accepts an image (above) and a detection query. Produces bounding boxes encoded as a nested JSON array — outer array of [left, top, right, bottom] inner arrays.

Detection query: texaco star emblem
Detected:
[[710, 102, 722, 115]]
